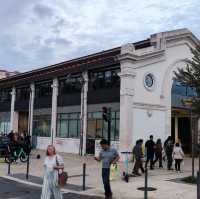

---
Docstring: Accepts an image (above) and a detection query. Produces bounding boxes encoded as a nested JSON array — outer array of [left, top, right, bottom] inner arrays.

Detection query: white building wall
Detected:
[[37, 137, 80, 154], [132, 108, 166, 145], [118, 29, 199, 150]]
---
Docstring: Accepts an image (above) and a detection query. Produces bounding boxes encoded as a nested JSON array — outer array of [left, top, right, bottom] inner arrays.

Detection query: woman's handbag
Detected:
[[56, 156, 68, 187]]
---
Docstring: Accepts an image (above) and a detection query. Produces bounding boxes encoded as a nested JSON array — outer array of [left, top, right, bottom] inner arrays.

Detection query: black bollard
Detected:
[[198, 171, 200, 199], [83, 163, 86, 191], [26, 153, 30, 180], [144, 167, 148, 199], [8, 161, 11, 175]]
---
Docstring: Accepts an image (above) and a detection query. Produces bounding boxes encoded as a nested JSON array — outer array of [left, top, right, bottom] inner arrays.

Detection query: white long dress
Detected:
[[41, 154, 64, 199]]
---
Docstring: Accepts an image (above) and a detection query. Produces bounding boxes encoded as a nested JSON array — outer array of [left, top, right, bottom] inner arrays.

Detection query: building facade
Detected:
[[0, 29, 199, 155]]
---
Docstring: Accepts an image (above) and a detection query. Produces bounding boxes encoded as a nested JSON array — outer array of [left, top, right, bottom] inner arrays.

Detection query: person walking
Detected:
[[153, 139, 163, 168], [132, 139, 144, 176], [173, 143, 184, 172], [41, 145, 64, 199], [145, 135, 155, 170], [164, 136, 172, 150], [165, 139, 174, 170], [95, 139, 120, 199]]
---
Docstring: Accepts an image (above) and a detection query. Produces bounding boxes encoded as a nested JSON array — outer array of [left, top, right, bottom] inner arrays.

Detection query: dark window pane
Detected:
[[87, 119, 96, 139], [56, 113, 80, 138], [96, 119, 103, 139], [16, 87, 30, 101], [59, 75, 82, 95], [68, 120, 78, 138], [57, 119, 68, 138], [35, 82, 52, 98], [0, 89, 11, 102], [33, 115, 51, 137], [115, 119, 119, 140]]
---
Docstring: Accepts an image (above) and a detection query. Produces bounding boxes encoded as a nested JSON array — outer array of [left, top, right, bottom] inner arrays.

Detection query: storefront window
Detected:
[[87, 111, 119, 141], [96, 119, 103, 138], [35, 81, 52, 98], [0, 120, 10, 134], [0, 88, 11, 103], [57, 119, 68, 138], [59, 75, 82, 95], [16, 87, 30, 101], [56, 113, 80, 138], [33, 115, 51, 137], [90, 69, 120, 90]]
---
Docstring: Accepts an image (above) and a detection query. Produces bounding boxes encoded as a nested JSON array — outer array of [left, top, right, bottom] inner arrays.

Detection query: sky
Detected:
[[0, 0, 200, 72]]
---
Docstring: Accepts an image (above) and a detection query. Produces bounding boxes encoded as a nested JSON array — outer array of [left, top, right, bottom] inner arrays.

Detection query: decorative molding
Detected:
[[121, 43, 136, 54], [133, 102, 166, 111], [120, 88, 135, 97], [118, 49, 165, 67], [147, 109, 153, 117], [151, 28, 200, 48], [119, 71, 136, 79]]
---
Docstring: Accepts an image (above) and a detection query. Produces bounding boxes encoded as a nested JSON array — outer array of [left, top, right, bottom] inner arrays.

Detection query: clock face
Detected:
[[144, 73, 155, 90]]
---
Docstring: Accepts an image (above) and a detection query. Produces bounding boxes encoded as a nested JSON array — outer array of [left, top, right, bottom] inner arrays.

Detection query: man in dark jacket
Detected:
[[145, 135, 155, 170], [132, 139, 143, 176], [165, 139, 174, 170]]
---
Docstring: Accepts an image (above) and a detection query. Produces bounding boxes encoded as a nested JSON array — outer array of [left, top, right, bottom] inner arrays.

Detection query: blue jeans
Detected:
[[102, 168, 112, 197]]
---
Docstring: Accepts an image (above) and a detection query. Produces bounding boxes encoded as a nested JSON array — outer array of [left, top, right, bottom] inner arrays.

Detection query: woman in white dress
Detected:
[[41, 145, 64, 199]]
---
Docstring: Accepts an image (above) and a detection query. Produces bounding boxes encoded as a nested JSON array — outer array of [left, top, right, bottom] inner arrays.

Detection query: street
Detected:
[[0, 177, 103, 199]]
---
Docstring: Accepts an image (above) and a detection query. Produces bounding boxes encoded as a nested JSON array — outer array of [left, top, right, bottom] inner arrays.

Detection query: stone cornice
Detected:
[[151, 28, 200, 49], [118, 29, 200, 69], [133, 102, 166, 111]]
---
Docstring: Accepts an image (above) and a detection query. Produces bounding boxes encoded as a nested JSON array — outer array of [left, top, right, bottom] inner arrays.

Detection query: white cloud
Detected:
[[0, 0, 200, 71]]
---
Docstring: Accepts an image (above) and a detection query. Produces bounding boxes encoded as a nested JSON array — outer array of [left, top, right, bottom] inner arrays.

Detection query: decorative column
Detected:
[[10, 87, 16, 131], [51, 78, 58, 145], [175, 116, 179, 143], [28, 83, 35, 137], [118, 44, 136, 153]]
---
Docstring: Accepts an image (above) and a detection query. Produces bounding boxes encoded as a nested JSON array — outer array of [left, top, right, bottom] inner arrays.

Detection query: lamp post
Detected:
[[182, 98, 195, 178]]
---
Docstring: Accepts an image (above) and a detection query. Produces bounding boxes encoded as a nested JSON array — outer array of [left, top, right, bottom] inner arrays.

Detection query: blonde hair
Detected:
[[46, 145, 56, 156]]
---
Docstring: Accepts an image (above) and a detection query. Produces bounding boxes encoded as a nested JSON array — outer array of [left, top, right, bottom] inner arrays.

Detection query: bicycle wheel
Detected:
[[20, 152, 28, 162]]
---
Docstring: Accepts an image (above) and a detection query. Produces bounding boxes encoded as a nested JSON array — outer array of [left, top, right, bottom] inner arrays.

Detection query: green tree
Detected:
[[174, 45, 200, 112]]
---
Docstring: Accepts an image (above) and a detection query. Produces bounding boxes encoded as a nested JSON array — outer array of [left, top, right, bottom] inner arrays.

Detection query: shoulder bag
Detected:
[[56, 155, 68, 187]]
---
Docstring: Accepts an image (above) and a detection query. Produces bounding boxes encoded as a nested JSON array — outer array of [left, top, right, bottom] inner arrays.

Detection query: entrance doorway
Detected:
[[171, 116, 191, 153], [18, 111, 29, 135], [86, 112, 105, 155]]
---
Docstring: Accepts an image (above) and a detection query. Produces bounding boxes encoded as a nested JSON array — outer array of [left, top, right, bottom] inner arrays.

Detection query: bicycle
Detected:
[[5, 145, 28, 163]]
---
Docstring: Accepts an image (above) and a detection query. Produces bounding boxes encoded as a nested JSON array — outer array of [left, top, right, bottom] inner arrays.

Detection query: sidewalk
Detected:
[[0, 150, 198, 199]]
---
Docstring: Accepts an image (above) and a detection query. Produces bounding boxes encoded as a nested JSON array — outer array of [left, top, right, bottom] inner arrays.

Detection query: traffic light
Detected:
[[102, 107, 109, 122]]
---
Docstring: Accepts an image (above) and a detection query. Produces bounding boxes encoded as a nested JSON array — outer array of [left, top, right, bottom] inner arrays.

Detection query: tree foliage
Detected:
[[174, 45, 200, 112]]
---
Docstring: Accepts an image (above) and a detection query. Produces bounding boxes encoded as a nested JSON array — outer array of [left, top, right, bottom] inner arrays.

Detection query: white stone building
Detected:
[[0, 28, 199, 155]]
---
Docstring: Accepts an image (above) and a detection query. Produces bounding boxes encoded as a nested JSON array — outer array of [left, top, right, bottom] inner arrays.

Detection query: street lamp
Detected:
[[182, 98, 195, 178]]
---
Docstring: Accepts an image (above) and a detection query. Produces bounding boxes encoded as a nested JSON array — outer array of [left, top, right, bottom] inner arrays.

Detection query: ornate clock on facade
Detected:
[[144, 73, 156, 91]]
